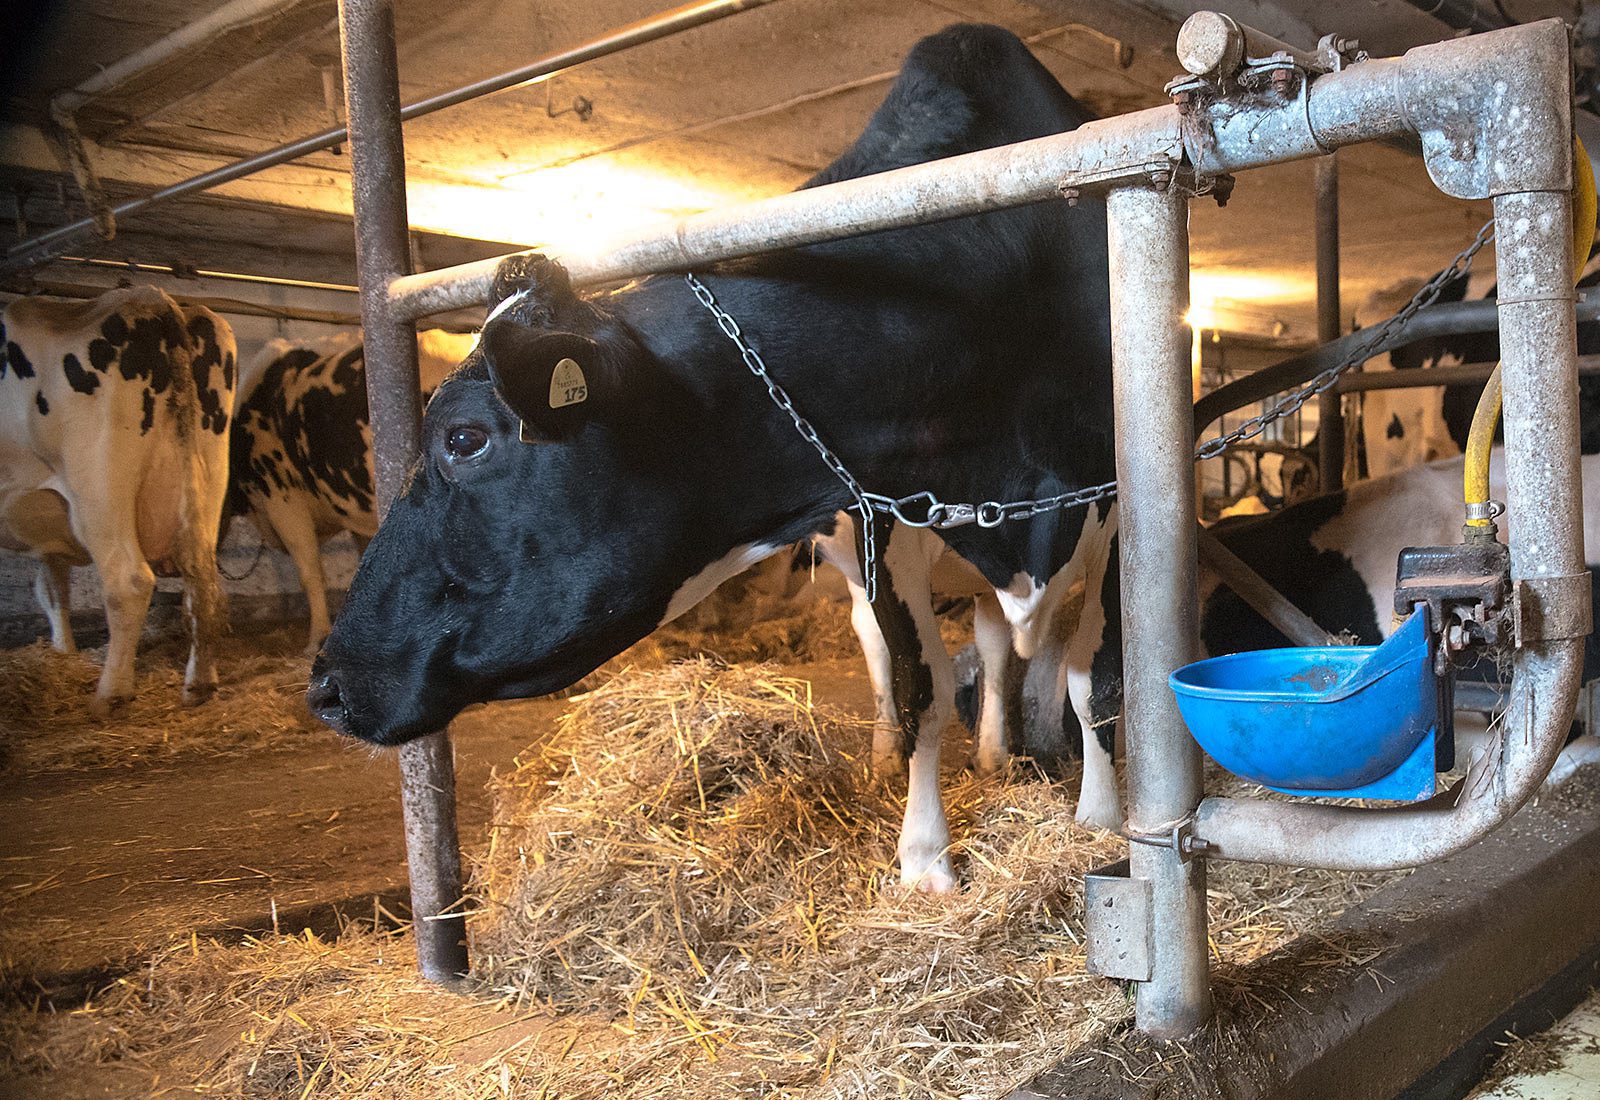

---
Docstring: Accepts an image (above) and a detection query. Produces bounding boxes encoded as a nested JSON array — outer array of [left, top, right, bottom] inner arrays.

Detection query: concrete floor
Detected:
[[1473, 991, 1600, 1099]]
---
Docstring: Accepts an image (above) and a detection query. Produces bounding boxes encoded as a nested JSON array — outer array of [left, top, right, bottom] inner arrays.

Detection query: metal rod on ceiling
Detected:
[[338, 0, 469, 985], [55, 254, 359, 293], [3, 0, 785, 274], [47, 0, 308, 242], [52, 0, 302, 118], [0, 277, 365, 326]]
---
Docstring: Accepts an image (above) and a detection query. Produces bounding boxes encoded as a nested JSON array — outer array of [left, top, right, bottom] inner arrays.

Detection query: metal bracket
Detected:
[[1056, 153, 1185, 195], [1398, 17, 1572, 199], [1085, 859, 1152, 982], [1513, 573, 1595, 646], [1124, 815, 1211, 863]]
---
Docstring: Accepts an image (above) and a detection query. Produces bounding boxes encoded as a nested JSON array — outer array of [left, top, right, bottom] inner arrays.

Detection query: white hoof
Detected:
[[871, 748, 908, 782], [1074, 791, 1124, 832], [900, 853, 958, 894], [90, 690, 132, 719], [970, 747, 1010, 778]]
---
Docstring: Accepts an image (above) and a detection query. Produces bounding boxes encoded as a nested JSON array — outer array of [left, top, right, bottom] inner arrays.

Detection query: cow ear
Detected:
[[487, 253, 575, 321], [484, 325, 607, 442]]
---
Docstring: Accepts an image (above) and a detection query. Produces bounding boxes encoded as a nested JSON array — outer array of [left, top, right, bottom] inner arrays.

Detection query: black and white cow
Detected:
[[0, 286, 236, 711], [1365, 256, 1600, 474], [228, 328, 477, 651], [1059, 448, 1600, 826], [310, 24, 1119, 893]]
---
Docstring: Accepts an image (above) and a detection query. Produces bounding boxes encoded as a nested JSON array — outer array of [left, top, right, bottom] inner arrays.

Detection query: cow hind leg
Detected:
[[1067, 519, 1125, 831], [87, 539, 155, 716], [259, 495, 332, 654], [869, 521, 956, 894], [177, 536, 224, 705], [34, 556, 76, 653], [971, 591, 1012, 775]]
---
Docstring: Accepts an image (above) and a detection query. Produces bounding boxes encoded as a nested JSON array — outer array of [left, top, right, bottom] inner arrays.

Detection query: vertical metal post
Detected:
[[1315, 153, 1345, 492], [338, 0, 469, 983], [1106, 182, 1212, 1036]]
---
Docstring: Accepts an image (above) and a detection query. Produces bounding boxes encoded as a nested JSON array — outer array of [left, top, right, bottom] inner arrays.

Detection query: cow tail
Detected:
[[170, 307, 229, 662]]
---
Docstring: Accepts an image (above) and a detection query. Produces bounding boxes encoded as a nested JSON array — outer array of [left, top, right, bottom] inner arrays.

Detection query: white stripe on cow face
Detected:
[[659, 541, 784, 625]]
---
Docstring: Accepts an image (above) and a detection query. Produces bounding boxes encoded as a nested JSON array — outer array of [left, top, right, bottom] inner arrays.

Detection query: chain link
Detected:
[[683, 220, 1494, 600]]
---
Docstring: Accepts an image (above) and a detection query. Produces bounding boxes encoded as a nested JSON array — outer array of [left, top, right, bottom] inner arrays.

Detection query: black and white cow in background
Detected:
[[309, 24, 1120, 893], [228, 328, 477, 651], [1054, 448, 1600, 826], [0, 286, 236, 711], [1364, 251, 1600, 476]]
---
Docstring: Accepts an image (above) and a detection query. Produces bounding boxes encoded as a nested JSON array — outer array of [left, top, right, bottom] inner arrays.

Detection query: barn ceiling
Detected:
[[0, 0, 1586, 338]]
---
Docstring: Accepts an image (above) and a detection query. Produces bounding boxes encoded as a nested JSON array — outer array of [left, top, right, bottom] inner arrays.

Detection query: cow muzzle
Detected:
[[307, 671, 353, 736]]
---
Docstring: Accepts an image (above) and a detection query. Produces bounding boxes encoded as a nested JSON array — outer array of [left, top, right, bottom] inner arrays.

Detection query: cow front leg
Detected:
[[867, 519, 956, 894], [34, 556, 76, 653], [971, 591, 1012, 775], [846, 575, 905, 778], [814, 516, 905, 778]]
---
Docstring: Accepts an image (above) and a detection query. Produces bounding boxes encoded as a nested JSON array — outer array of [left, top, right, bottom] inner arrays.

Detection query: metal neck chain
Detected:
[[683, 220, 1494, 600]]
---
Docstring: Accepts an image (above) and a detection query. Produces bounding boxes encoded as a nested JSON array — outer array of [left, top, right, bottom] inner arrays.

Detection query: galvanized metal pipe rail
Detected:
[[1334, 354, 1600, 393], [338, 0, 467, 983], [1107, 182, 1211, 1037], [4, 0, 783, 274]]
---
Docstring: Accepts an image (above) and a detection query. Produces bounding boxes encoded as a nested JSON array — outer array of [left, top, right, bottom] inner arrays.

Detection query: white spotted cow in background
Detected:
[[1358, 368, 1460, 480], [0, 286, 236, 712], [227, 328, 477, 651]]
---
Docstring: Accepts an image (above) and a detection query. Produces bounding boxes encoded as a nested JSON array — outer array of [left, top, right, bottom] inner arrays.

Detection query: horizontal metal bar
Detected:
[[1195, 289, 1600, 433], [0, 277, 366, 326], [390, 22, 1571, 320], [1, 0, 784, 274], [388, 107, 1190, 317], [1334, 354, 1600, 393]]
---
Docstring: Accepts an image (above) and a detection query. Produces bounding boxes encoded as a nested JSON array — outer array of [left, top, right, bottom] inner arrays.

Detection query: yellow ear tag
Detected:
[[549, 357, 589, 409]]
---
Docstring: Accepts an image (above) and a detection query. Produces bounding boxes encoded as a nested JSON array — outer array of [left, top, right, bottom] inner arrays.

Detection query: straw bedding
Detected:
[[0, 627, 320, 776], [4, 658, 1404, 1098]]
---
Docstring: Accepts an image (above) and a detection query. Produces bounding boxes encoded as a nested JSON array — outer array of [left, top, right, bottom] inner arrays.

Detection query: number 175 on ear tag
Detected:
[[549, 357, 588, 409]]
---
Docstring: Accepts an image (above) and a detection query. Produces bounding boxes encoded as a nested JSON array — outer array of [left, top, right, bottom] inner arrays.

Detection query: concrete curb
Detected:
[[1013, 773, 1600, 1100]]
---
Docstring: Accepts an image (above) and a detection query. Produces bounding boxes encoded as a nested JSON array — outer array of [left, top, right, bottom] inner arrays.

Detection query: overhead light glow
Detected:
[[1187, 269, 1312, 335], [404, 161, 763, 253]]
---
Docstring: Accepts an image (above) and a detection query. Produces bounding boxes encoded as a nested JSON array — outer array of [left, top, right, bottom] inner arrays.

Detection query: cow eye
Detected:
[[444, 425, 490, 460]]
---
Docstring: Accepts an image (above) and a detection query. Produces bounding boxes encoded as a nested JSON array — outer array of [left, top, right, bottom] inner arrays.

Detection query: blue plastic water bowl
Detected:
[[1168, 609, 1442, 801]]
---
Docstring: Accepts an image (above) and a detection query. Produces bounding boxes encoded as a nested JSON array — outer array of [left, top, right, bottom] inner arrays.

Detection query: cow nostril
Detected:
[[307, 672, 350, 732]]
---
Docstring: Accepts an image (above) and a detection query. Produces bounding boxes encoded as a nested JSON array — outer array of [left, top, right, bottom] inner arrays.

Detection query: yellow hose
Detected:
[[1464, 136, 1596, 528]]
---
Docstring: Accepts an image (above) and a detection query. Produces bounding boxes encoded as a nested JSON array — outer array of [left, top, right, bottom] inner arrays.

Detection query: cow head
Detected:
[[309, 255, 833, 743]]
